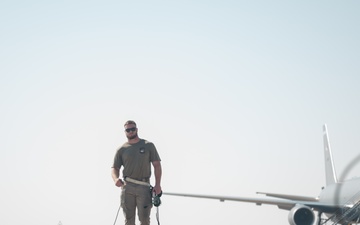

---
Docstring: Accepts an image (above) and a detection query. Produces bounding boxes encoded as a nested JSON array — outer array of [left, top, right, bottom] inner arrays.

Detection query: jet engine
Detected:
[[288, 204, 315, 225]]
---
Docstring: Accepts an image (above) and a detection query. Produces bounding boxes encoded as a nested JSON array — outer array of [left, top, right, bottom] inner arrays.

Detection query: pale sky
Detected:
[[1, 1, 360, 225]]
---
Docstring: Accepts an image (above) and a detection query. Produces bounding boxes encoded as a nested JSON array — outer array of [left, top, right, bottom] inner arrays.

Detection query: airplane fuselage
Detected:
[[320, 178, 360, 206], [319, 177, 360, 224]]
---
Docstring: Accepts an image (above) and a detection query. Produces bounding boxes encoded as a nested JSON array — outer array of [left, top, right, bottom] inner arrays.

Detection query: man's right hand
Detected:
[[115, 178, 124, 187]]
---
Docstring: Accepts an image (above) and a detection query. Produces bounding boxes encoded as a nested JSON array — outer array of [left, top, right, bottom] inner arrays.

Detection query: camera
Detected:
[[151, 189, 162, 207], [152, 194, 162, 207]]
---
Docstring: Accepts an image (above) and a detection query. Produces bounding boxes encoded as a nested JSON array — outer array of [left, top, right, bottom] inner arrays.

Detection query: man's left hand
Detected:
[[153, 184, 162, 195]]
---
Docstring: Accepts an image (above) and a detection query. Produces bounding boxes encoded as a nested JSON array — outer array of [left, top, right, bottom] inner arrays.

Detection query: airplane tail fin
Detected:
[[323, 124, 338, 185]]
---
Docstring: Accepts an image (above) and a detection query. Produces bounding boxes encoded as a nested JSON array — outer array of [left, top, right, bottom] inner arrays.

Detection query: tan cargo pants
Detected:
[[121, 182, 153, 225]]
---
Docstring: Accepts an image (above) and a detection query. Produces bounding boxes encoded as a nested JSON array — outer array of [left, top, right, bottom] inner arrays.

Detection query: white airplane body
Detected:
[[164, 125, 360, 225]]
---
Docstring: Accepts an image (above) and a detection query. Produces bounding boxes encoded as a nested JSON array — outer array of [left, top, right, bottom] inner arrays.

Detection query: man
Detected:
[[111, 120, 162, 225]]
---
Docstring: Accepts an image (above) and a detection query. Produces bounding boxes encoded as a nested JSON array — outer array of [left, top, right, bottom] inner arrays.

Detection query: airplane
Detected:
[[164, 125, 360, 225]]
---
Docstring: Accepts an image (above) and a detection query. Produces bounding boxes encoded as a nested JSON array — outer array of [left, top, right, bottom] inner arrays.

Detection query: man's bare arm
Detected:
[[111, 167, 123, 187], [152, 161, 162, 194]]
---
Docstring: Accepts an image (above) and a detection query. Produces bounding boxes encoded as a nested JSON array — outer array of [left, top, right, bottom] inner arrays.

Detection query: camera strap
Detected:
[[151, 187, 162, 225], [155, 206, 160, 225]]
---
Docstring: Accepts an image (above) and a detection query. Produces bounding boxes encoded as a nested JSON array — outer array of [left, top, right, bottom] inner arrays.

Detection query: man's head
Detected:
[[124, 120, 138, 140]]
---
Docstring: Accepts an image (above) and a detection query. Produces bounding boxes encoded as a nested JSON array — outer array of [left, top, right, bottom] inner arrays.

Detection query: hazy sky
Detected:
[[1, 1, 360, 225]]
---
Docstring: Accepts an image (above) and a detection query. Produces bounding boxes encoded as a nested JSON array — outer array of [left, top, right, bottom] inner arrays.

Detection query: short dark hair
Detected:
[[124, 120, 136, 127]]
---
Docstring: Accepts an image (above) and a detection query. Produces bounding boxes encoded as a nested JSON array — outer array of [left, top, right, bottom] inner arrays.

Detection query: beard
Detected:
[[127, 133, 138, 140]]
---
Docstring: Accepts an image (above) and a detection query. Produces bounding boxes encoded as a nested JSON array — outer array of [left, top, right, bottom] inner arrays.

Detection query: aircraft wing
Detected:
[[163, 192, 342, 213]]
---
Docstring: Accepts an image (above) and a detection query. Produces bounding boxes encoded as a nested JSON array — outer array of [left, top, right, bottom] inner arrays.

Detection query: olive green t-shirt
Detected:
[[112, 139, 161, 180]]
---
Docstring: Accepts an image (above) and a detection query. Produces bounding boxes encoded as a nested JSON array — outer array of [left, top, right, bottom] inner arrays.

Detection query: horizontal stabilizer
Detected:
[[163, 192, 296, 210], [256, 192, 318, 201]]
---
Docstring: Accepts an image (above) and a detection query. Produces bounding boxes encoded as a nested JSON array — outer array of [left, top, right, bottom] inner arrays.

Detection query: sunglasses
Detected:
[[125, 127, 137, 133]]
